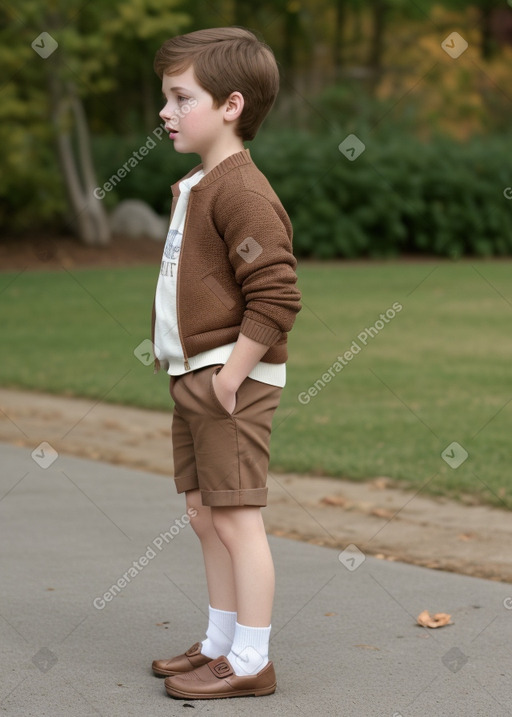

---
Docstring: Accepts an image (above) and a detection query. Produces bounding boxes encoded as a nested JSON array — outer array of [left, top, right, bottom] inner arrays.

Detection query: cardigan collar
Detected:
[[170, 148, 252, 197]]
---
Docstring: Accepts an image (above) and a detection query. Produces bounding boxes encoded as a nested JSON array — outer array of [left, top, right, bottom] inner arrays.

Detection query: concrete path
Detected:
[[1, 443, 511, 717]]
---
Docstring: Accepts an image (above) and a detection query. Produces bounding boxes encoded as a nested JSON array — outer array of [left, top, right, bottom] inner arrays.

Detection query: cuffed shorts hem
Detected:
[[174, 474, 199, 494], [174, 476, 268, 507], [201, 487, 268, 507]]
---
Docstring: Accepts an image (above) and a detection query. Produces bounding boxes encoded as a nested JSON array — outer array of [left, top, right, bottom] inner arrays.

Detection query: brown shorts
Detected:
[[169, 364, 282, 507]]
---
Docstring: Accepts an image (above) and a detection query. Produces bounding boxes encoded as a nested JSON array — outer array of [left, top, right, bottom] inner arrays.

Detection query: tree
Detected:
[[0, 0, 188, 244]]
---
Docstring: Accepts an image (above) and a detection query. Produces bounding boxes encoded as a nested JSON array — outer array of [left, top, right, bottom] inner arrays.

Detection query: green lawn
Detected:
[[1, 260, 511, 507]]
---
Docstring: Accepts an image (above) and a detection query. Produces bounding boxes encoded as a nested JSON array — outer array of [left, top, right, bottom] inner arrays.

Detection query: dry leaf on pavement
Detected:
[[370, 507, 396, 519], [370, 477, 393, 490], [320, 494, 350, 507], [417, 610, 452, 628]]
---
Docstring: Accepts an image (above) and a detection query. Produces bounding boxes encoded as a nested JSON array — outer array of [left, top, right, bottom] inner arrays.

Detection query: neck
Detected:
[[201, 136, 246, 175]]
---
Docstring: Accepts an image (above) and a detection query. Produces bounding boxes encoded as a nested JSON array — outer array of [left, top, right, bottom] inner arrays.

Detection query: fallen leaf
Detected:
[[369, 507, 395, 519], [370, 477, 393, 490], [417, 610, 452, 628], [457, 532, 476, 541], [101, 418, 122, 428], [320, 494, 349, 507], [324, 612, 337, 616], [374, 553, 399, 562]]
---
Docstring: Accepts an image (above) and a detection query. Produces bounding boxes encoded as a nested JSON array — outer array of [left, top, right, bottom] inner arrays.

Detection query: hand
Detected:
[[211, 369, 237, 414]]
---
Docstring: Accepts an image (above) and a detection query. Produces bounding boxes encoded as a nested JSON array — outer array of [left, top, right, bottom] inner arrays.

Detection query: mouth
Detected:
[[165, 125, 179, 138]]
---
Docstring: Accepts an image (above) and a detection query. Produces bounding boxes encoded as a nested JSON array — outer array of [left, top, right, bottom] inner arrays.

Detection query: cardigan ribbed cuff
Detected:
[[240, 316, 282, 346]]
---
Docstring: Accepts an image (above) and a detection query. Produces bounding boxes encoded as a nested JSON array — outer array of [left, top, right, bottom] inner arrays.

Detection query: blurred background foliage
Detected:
[[1, 0, 511, 256]]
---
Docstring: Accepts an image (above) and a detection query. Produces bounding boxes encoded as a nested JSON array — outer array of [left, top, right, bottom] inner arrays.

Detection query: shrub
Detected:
[[87, 127, 512, 258], [251, 129, 512, 258]]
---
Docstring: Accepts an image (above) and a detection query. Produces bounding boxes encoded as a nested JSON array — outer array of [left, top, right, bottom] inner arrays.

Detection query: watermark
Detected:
[[32, 647, 58, 673], [167, 97, 198, 128], [93, 508, 197, 610], [503, 596, 512, 610], [93, 97, 197, 200], [134, 338, 160, 367], [298, 302, 403, 405], [31, 441, 59, 469], [441, 441, 468, 469], [237, 237, 263, 263], [504, 187, 512, 200], [441, 32, 468, 59], [93, 127, 166, 199], [338, 133, 366, 161], [31, 32, 58, 59], [234, 646, 264, 675], [442, 646, 468, 673], [32, 239, 57, 263], [338, 544, 366, 571]]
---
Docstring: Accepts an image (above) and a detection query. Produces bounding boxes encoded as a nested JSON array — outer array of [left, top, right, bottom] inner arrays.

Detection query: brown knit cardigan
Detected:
[[151, 148, 302, 371]]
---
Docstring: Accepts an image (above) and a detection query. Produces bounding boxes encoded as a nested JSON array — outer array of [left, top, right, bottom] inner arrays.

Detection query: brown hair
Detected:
[[154, 27, 279, 141]]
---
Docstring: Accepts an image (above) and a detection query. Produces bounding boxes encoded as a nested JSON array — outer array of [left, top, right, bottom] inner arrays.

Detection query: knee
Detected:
[[185, 490, 213, 539], [211, 506, 265, 549], [210, 508, 243, 548]]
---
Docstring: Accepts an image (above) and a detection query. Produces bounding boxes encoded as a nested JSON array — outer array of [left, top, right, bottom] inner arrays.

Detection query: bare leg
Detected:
[[185, 489, 237, 611], [210, 506, 274, 626]]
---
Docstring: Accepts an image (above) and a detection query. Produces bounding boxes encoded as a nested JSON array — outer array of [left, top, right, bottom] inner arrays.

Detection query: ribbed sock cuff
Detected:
[[201, 605, 237, 659]]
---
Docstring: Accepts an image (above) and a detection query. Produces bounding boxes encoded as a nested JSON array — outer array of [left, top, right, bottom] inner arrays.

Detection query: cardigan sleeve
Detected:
[[217, 188, 302, 346]]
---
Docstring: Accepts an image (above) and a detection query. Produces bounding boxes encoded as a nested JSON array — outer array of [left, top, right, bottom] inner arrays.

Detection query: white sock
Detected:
[[227, 622, 271, 676], [200, 605, 237, 659]]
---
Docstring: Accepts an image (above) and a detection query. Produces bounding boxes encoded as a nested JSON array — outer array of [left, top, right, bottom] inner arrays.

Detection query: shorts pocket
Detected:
[[208, 365, 237, 417]]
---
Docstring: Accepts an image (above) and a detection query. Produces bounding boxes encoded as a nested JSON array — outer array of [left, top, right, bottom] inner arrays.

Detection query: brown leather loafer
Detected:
[[152, 642, 212, 677], [164, 655, 276, 699]]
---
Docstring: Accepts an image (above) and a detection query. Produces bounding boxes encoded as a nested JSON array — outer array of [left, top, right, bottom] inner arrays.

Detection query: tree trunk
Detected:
[[142, 64, 157, 133], [367, 0, 389, 94], [479, 2, 495, 60], [283, 6, 300, 90], [333, 0, 347, 81], [49, 74, 110, 246]]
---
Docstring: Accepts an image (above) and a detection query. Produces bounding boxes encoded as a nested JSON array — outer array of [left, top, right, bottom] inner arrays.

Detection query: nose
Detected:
[[159, 100, 172, 121], [159, 101, 180, 127]]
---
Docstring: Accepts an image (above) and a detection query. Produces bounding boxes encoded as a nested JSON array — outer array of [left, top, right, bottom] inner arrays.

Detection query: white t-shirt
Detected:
[[154, 169, 285, 388]]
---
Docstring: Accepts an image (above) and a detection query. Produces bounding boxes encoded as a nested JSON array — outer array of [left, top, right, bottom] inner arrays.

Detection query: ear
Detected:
[[223, 91, 244, 123]]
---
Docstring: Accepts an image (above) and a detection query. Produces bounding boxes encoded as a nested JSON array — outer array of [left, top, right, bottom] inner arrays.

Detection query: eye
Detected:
[[177, 95, 188, 104]]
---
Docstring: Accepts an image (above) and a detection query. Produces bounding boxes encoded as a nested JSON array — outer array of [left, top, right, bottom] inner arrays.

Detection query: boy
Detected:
[[150, 27, 301, 700]]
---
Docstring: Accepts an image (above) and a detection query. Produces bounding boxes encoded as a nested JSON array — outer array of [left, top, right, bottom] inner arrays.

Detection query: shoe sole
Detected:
[[165, 683, 277, 699]]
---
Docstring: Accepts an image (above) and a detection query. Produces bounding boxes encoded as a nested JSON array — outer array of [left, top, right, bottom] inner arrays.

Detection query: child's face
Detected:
[[159, 65, 231, 158]]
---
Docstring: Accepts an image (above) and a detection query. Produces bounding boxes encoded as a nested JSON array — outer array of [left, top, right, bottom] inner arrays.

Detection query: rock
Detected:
[[109, 200, 167, 241]]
